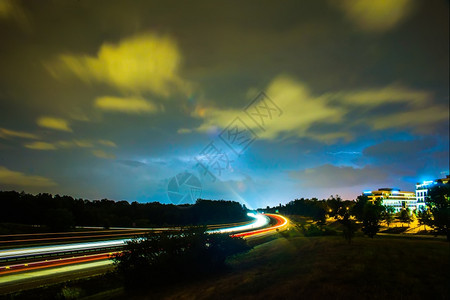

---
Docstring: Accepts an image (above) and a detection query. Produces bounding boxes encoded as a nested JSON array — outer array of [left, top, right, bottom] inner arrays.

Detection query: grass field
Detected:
[[136, 228, 449, 299]]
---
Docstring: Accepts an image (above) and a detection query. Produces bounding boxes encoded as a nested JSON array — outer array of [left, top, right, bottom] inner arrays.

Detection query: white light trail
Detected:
[[207, 213, 269, 234], [0, 213, 269, 260], [0, 239, 127, 260]]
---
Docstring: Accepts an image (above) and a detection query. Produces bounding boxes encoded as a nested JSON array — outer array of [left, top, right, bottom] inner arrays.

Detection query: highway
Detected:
[[0, 213, 288, 293], [233, 213, 289, 238]]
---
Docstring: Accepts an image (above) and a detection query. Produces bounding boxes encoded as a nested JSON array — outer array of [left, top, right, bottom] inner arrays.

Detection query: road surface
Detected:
[[0, 213, 288, 294]]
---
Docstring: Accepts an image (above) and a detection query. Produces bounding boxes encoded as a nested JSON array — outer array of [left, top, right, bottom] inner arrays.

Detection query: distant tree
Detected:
[[425, 180, 450, 240], [397, 208, 413, 227], [0, 191, 250, 232], [417, 207, 432, 231], [312, 201, 327, 224], [361, 200, 384, 238], [45, 208, 74, 232], [381, 206, 395, 227], [327, 195, 342, 219], [339, 212, 357, 244], [352, 194, 369, 222]]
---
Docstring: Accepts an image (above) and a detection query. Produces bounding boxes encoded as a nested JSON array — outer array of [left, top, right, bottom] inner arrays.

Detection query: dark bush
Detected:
[[111, 227, 251, 289], [299, 224, 337, 237]]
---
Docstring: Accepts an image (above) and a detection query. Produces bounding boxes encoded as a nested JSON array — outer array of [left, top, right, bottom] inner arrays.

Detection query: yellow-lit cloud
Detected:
[[54, 140, 93, 148], [51, 34, 189, 96], [92, 149, 116, 159], [335, 0, 415, 32], [0, 128, 39, 139], [95, 96, 158, 114], [73, 140, 94, 148], [0, 166, 56, 187], [195, 75, 346, 142], [37, 117, 72, 132], [340, 85, 430, 107], [25, 141, 57, 150], [194, 75, 447, 142], [368, 106, 449, 133], [0, 0, 29, 29], [25, 139, 118, 151], [337, 85, 448, 132], [98, 140, 117, 147], [177, 128, 192, 134], [0, 0, 13, 17]]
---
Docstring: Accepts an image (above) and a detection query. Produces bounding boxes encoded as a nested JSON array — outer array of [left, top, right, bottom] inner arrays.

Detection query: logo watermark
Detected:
[[167, 171, 202, 205], [167, 91, 282, 204]]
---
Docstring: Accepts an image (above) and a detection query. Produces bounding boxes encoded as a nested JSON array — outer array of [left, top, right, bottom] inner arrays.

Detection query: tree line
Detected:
[[0, 191, 249, 232], [263, 180, 449, 241]]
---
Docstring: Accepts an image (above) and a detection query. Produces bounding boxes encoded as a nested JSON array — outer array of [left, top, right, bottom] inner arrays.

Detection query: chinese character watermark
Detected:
[[244, 92, 282, 130], [167, 91, 282, 204], [219, 117, 257, 156], [195, 141, 234, 182]]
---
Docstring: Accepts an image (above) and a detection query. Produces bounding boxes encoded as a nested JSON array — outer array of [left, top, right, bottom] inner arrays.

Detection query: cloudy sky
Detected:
[[0, 0, 448, 208]]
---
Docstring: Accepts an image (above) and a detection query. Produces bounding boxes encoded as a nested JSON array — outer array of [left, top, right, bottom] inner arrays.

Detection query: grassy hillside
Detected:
[[141, 230, 449, 299]]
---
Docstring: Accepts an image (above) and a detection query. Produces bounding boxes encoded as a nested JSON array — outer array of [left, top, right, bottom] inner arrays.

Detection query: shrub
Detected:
[[111, 227, 251, 289], [299, 224, 337, 237]]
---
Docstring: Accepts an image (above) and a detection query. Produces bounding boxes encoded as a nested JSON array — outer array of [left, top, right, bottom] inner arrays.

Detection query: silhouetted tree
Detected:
[[397, 208, 413, 227], [361, 200, 384, 238], [327, 195, 342, 219], [112, 227, 251, 289], [275, 198, 328, 223], [382, 206, 395, 227], [45, 208, 74, 232], [352, 194, 369, 222], [339, 212, 357, 244], [0, 191, 250, 233], [417, 207, 432, 231], [425, 180, 450, 240]]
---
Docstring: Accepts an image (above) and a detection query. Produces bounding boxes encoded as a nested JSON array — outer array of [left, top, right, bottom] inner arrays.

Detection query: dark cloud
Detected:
[[363, 138, 437, 162], [0, 0, 448, 204]]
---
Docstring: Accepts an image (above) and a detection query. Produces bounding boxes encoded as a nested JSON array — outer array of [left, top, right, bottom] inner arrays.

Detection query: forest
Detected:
[[0, 191, 249, 232]]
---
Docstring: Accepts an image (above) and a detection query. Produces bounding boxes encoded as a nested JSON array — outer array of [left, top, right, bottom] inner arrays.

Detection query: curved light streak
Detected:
[[0, 239, 127, 260], [231, 213, 288, 237], [207, 213, 269, 234], [0, 213, 270, 260]]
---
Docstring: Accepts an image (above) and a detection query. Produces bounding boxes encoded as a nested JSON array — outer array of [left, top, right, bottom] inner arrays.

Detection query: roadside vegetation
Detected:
[[265, 179, 449, 240], [111, 227, 251, 290], [0, 191, 249, 233]]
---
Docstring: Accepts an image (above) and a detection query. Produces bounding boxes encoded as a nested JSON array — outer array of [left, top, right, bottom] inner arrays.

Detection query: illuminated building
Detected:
[[415, 175, 450, 211], [363, 188, 416, 212]]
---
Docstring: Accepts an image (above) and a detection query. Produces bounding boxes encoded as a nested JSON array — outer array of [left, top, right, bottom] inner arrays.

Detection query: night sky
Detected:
[[0, 0, 448, 208]]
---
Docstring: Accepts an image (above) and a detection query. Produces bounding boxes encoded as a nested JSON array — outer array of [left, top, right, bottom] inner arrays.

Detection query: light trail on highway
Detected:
[[0, 220, 252, 245], [0, 252, 116, 276], [207, 213, 270, 234], [0, 213, 269, 263], [0, 239, 126, 261], [0, 213, 288, 288], [231, 214, 289, 238]]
